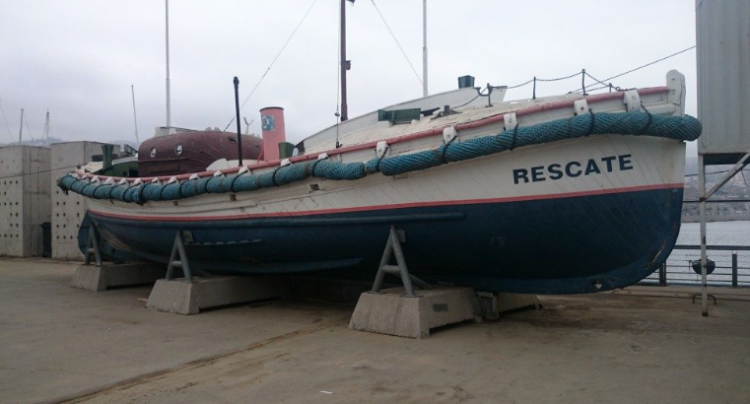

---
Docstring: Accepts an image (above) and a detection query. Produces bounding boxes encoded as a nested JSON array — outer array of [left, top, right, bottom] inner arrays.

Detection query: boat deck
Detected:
[[2, 258, 749, 404]]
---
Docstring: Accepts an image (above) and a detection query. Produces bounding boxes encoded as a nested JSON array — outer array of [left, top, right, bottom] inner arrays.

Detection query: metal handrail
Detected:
[[640, 244, 750, 288]]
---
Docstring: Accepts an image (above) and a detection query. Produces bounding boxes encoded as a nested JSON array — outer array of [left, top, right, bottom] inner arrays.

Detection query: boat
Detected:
[[137, 128, 263, 177], [58, 70, 702, 294]]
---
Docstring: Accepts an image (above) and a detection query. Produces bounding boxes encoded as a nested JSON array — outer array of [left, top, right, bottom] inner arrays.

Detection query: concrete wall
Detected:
[[0, 146, 51, 257], [51, 142, 110, 260]]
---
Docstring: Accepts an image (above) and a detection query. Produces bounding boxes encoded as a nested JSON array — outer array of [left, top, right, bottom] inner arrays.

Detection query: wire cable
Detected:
[[223, 0, 320, 132], [0, 99, 13, 142], [569, 45, 696, 93], [505, 71, 581, 89], [25, 115, 32, 141], [370, 0, 423, 87]]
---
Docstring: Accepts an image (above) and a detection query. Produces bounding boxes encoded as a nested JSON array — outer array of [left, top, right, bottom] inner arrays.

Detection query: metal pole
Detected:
[[340, 0, 348, 122], [659, 262, 667, 286], [389, 226, 415, 297], [698, 153, 708, 316], [422, 0, 428, 97], [233, 77, 243, 167], [371, 233, 394, 294], [732, 251, 738, 288], [17, 108, 23, 145], [175, 233, 192, 283], [131, 85, 139, 145], [42, 110, 50, 141], [165, 0, 172, 128], [581, 69, 587, 96]]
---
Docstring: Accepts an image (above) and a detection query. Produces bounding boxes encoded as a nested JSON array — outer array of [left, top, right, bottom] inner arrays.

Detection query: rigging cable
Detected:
[[568, 45, 696, 93], [506, 71, 581, 89], [223, 0, 320, 132], [0, 99, 13, 142], [369, 0, 423, 87], [502, 46, 696, 96], [25, 115, 32, 140]]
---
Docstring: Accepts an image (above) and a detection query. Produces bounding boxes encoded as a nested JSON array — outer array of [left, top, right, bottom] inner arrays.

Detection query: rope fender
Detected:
[[57, 112, 702, 203]]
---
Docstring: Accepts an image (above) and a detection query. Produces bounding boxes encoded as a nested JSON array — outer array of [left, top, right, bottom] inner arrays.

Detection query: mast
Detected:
[[42, 110, 50, 142], [340, 0, 354, 122], [17, 108, 23, 145], [131, 85, 140, 145], [165, 0, 172, 128], [422, 0, 428, 97]]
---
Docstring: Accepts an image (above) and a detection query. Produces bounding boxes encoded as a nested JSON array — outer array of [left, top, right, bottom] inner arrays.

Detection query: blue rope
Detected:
[[57, 112, 702, 203]]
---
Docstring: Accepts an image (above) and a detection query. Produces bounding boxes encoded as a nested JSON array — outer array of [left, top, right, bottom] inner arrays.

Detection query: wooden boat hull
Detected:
[[82, 133, 686, 294]]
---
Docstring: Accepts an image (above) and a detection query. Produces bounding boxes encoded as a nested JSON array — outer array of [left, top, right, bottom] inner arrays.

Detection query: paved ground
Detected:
[[1, 258, 749, 404]]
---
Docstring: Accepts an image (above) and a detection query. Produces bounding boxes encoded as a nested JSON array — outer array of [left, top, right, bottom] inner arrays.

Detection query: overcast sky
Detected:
[[1, 0, 698, 153]]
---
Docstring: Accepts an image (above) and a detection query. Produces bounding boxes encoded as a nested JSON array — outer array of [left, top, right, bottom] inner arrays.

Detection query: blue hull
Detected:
[[85, 187, 683, 294]]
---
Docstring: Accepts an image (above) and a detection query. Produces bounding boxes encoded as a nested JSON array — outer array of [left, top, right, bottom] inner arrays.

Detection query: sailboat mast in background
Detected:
[[165, 0, 172, 128], [340, 0, 354, 122], [17, 108, 24, 145], [422, 0, 428, 97], [42, 110, 50, 142], [131, 84, 140, 145]]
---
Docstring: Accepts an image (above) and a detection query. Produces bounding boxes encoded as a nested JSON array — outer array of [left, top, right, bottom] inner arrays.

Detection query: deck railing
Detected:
[[640, 245, 750, 288]]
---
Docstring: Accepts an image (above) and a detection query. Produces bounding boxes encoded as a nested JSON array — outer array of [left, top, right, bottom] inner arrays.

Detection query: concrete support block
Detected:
[[70, 262, 165, 292], [348, 287, 476, 339], [477, 292, 540, 320], [146, 276, 289, 315]]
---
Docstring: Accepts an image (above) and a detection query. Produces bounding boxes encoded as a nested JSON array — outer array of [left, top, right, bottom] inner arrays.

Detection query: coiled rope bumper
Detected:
[[58, 112, 702, 204]]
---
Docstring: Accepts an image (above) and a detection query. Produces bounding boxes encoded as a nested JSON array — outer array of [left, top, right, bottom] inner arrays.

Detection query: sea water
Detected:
[[650, 220, 750, 286], [676, 221, 750, 246]]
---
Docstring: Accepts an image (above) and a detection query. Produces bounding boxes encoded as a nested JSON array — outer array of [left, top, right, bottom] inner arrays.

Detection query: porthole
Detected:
[[150, 147, 157, 158], [175, 144, 184, 155]]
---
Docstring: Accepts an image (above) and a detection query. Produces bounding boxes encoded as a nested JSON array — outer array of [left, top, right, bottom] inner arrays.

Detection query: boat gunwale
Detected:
[[87, 182, 685, 222], [74, 86, 670, 183]]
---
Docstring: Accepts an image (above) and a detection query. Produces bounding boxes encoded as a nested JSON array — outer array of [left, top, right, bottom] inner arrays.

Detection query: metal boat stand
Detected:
[[371, 226, 431, 297], [83, 224, 103, 266], [692, 293, 717, 306], [148, 230, 289, 315], [350, 226, 475, 338], [71, 224, 164, 292], [165, 231, 200, 282]]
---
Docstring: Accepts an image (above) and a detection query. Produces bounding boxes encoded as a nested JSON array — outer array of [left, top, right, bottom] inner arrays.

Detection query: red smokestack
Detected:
[[260, 107, 286, 161]]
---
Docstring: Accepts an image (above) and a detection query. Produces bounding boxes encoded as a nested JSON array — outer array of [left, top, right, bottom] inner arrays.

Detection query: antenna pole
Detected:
[[165, 0, 172, 128], [340, 0, 350, 122], [422, 0, 428, 97], [17, 108, 23, 145], [131, 84, 140, 145], [233, 77, 244, 167]]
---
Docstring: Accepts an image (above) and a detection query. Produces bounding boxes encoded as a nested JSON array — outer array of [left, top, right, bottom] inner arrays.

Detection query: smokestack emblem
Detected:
[[261, 115, 276, 131]]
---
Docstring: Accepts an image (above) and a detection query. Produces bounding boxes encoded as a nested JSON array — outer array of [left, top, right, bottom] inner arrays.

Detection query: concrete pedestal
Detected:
[[70, 263, 165, 292], [146, 276, 289, 315], [348, 287, 476, 339], [477, 292, 541, 320]]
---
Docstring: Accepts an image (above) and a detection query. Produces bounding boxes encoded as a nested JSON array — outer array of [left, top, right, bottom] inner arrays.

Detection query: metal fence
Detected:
[[641, 245, 750, 287]]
